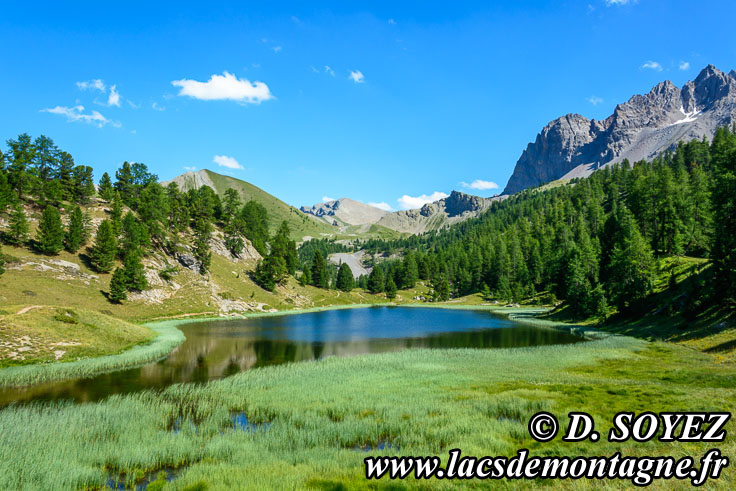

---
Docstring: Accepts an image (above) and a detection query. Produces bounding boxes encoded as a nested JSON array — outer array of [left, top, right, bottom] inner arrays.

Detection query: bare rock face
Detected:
[[374, 191, 503, 234], [300, 198, 389, 226], [503, 65, 736, 194]]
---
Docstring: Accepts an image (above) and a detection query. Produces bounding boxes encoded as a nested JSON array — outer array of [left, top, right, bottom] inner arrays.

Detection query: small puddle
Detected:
[[232, 412, 270, 432], [354, 440, 398, 452], [106, 467, 179, 490]]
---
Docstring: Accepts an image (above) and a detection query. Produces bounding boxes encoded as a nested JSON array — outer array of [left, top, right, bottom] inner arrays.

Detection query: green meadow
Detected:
[[0, 310, 733, 489]]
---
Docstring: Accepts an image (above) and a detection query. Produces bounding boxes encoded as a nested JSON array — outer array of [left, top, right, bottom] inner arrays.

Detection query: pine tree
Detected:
[[336, 263, 354, 291], [710, 127, 736, 303], [108, 267, 128, 303], [35, 206, 64, 255], [240, 200, 269, 256], [311, 251, 329, 288], [123, 251, 148, 291], [0, 172, 12, 213], [89, 220, 118, 273], [401, 252, 419, 289], [254, 255, 288, 292], [385, 276, 397, 299], [192, 219, 212, 275], [98, 172, 114, 201], [367, 266, 385, 294], [6, 205, 29, 245], [110, 191, 123, 236], [300, 264, 312, 286], [607, 206, 655, 310], [65, 205, 87, 253]]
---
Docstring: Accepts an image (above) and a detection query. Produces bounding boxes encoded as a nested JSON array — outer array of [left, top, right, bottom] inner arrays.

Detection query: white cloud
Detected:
[[679, 61, 690, 71], [322, 196, 336, 202], [368, 201, 393, 211], [348, 70, 364, 83], [213, 155, 243, 170], [41, 105, 119, 128], [397, 191, 448, 210], [272, 46, 282, 53], [77, 79, 122, 107], [76, 79, 106, 92], [587, 95, 604, 106], [172, 72, 273, 104], [184, 166, 197, 171], [460, 179, 499, 191], [605, 0, 632, 5], [152, 102, 165, 111], [107, 85, 121, 107], [325, 65, 335, 76], [641, 60, 663, 71], [388, 18, 396, 25]]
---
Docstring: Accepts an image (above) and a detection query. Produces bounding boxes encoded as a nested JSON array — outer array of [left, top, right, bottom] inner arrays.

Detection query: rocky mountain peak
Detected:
[[503, 64, 736, 195]]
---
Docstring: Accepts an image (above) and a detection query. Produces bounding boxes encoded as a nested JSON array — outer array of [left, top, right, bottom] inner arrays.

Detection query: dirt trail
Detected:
[[16, 305, 43, 315]]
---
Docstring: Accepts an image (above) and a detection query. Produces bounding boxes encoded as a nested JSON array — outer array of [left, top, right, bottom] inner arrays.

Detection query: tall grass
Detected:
[[0, 321, 185, 388], [1, 327, 733, 489]]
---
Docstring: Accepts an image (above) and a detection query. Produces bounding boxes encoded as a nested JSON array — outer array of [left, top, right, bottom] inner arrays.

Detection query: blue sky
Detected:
[[1, 1, 735, 210]]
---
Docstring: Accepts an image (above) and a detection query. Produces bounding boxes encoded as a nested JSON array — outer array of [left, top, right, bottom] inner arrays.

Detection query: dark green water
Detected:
[[0, 307, 583, 405]]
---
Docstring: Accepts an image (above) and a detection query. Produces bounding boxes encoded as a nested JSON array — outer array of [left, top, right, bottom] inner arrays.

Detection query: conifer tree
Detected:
[[65, 205, 87, 253], [336, 262, 354, 292], [6, 204, 29, 245], [240, 200, 269, 256], [385, 276, 397, 299], [192, 219, 212, 275], [98, 172, 114, 201], [108, 267, 128, 303], [89, 219, 118, 273], [367, 266, 385, 294], [110, 191, 123, 236], [35, 206, 64, 255], [123, 251, 148, 291], [710, 126, 736, 303], [299, 265, 312, 286], [0, 172, 12, 212], [311, 250, 329, 288]]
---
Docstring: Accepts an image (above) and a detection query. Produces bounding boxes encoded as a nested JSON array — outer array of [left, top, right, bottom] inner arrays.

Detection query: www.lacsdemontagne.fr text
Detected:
[[364, 448, 729, 486]]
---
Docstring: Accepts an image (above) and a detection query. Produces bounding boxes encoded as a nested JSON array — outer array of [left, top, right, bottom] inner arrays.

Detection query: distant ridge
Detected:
[[374, 190, 503, 234], [504, 64, 736, 194], [300, 198, 389, 227]]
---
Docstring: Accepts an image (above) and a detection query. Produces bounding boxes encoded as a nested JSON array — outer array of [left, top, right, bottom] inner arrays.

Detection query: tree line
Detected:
[[348, 127, 736, 317]]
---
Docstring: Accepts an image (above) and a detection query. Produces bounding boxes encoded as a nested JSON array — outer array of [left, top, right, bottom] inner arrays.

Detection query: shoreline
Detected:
[[0, 302, 589, 389]]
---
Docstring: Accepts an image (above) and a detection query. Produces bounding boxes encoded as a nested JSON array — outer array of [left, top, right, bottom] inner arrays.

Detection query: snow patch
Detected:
[[671, 105, 700, 126]]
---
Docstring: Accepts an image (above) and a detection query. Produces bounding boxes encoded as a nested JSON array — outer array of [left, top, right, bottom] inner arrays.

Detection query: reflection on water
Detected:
[[0, 307, 583, 405]]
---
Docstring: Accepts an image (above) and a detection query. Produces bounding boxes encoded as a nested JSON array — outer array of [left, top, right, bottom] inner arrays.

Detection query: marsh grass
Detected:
[[1, 323, 733, 489]]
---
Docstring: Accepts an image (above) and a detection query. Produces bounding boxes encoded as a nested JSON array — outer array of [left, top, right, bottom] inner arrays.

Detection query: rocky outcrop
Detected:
[[300, 198, 389, 226], [503, 65, 736, 194], [375, 191, 503, 234]]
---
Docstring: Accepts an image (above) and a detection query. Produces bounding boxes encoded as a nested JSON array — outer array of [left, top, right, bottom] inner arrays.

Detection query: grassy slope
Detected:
[[203, 170, 335, 241], [0, 243, 396, 323], [0, 305, 153, 367], [0, 315, 733, 489]]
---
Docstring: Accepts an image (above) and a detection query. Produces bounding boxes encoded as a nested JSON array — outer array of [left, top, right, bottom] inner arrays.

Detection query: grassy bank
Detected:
[[0, 317, 184, 388], [0, 306, 154, 368], [0, 316, 733, 489]]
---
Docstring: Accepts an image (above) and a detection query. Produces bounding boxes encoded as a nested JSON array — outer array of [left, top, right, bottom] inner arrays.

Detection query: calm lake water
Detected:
[[0, 307, 583, 405]]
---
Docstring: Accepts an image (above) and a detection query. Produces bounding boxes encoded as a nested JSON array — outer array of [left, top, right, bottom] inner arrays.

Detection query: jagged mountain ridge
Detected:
[[503, 65, 736, 194], [374, 191, 504, 235], [300, 198, 389, 227]]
